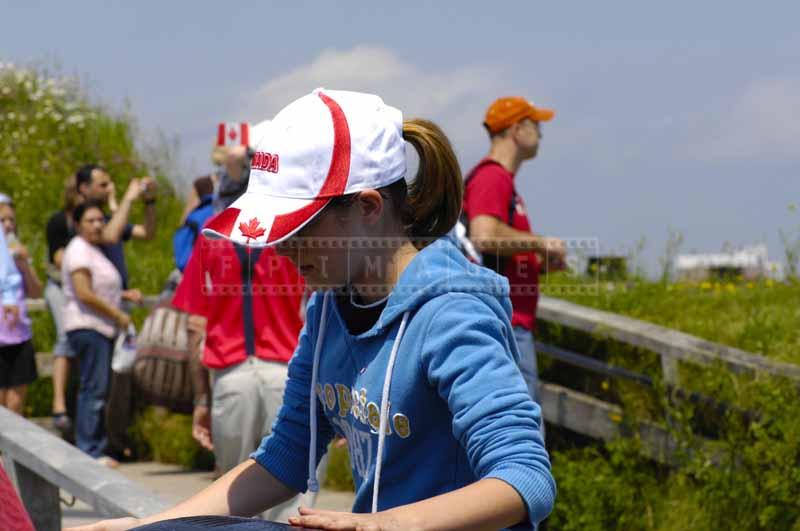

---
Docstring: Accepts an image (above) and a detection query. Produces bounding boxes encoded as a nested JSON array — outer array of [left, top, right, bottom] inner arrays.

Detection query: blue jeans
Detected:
[[67, 329, 113, 458], [514, 326, 545, 442], [513, 326, 540, 403]]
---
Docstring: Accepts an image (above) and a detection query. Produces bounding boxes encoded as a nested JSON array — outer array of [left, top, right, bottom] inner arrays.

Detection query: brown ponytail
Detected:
[[401, 119, 463, 245]]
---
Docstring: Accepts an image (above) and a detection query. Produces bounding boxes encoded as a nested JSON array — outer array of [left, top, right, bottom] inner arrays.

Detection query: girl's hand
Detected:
[[288, 507, 402, 531], [65, 516, 140, 531]]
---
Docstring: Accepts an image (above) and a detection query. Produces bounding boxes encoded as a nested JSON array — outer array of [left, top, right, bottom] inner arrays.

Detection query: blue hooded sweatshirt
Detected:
[[252, 238, 555, 528]]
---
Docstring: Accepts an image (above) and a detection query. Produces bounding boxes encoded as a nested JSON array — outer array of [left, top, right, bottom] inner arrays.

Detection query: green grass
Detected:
[[543, 274, 800, 362]]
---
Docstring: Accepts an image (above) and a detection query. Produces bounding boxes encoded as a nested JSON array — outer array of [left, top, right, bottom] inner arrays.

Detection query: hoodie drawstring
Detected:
[[307, 290, 331, 493], [372, 311, 410, 513], [305, 290, 410, 511]]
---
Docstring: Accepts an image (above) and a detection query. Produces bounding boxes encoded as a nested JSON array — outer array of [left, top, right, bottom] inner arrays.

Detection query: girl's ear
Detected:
[[355, 189, 384, 225]]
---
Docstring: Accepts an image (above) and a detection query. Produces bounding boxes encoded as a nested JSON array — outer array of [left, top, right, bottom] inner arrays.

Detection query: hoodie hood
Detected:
[[368, 237, 514, 337]]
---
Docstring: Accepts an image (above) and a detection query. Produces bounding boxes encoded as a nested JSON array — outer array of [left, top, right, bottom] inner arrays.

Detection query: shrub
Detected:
[[129, 406, 215, 470], [541, 274, 800, 530]]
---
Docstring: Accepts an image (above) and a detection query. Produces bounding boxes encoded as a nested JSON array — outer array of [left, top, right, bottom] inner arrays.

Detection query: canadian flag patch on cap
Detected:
[[217, 122, 250, 147]]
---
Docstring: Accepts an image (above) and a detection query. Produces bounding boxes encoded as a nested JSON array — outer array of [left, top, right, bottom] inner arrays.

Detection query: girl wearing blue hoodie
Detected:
[[72, 90, 554, 531]]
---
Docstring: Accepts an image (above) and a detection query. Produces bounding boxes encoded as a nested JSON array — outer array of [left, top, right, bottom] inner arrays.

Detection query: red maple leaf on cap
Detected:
[[239, 218, 266, 243]]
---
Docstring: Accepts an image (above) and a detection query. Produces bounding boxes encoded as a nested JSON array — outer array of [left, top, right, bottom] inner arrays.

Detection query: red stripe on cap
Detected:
[[266, 91, 351, 243], [315, 93, 351, 196], [267, 198, 331, 243], [205, 207, 241, 237], [240, 123, 249, 146], [217, 123, 225, 147]]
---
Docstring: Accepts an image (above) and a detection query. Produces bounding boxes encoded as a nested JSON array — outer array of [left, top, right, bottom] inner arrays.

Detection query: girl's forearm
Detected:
[[383, 478, 528, 531], [136, 460, 297, 526]]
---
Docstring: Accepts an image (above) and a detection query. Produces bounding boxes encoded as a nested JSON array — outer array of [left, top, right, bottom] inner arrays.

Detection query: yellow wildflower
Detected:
[[725, 283, 736, 293], [701, 281, 712, 290]]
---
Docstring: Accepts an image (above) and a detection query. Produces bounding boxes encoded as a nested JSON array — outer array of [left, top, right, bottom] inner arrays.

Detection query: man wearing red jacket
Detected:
[[463, 96, 566, 419], [172, 211, 308, 520]]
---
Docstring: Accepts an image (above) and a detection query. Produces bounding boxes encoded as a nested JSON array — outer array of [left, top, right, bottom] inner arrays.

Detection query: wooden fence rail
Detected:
[[20, 293, 793, 473], [537, 295, 800, 383], [533, 295, 795, 459]]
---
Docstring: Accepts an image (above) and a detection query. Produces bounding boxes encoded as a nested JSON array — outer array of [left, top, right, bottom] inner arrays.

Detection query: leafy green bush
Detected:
[[541, 274, 800, 530], [23, 375, 53, 418], [550, 439, 666, 531], [129, 406, 215, 470]]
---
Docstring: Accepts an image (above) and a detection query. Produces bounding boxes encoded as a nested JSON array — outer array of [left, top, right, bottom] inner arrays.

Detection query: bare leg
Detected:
[[5, 386, 26, 415], [52, 356, 71, 414]]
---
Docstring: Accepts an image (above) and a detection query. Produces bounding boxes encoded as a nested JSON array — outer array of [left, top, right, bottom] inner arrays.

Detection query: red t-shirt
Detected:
[[172, 223, 305, 369], [463, 158, 540, 330]]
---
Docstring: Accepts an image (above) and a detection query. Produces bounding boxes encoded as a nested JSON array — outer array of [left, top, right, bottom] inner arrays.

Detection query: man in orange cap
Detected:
[[462, 96, 566, 424]]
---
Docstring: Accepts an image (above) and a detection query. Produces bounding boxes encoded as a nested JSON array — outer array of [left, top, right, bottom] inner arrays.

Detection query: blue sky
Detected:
[[2, 1, 798, 275]]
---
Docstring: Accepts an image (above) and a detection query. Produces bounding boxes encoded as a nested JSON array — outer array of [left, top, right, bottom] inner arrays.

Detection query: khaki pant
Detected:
[[211, 357, 324, 522]]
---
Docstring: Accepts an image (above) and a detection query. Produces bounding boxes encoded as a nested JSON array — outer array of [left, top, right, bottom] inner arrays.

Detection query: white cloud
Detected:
[[237, 45, 507, 163], [684, 77, 800, 162]]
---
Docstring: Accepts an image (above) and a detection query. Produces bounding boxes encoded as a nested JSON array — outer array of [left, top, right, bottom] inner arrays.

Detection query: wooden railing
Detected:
[[0, 406, 169, 531], [25, 295, 161, 313], [534, 295, 798, 462], [26, 293, 794, 461]]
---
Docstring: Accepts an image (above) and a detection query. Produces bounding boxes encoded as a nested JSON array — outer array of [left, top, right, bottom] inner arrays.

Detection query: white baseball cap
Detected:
[[203, 89, 406, 247]]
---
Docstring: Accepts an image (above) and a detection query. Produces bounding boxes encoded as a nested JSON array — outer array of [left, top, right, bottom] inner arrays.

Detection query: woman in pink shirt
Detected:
[[62, 200, 141, 465]]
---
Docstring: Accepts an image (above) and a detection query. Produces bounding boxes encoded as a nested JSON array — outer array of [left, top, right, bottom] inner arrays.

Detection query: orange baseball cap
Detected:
[[483, 96, 555, 135]]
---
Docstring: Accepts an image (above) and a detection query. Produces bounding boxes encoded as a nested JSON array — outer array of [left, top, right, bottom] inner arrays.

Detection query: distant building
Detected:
[[675, 245, 784, 281]]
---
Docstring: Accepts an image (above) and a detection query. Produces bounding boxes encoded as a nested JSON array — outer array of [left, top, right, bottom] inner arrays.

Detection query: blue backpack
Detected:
[[172, 195, 215, 271]]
